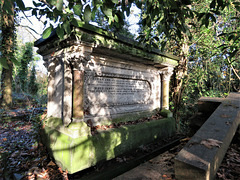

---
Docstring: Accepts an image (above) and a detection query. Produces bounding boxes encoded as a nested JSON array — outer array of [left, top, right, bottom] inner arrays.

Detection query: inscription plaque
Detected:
[[86, 77, 151, 105], [83, 59, 160, 120]]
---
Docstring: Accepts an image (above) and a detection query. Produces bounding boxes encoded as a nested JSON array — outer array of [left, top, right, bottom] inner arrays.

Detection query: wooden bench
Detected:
[[175, 92, 240, 180]]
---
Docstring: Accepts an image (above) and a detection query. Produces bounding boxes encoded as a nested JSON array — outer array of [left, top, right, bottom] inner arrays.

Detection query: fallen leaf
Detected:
[[180, 137, 190, 142], [200, 139, 223, 149], [108, 124, 115, 128], [26, 174, 35, 180], [11, 151, 20, 158], [149, 159, 154, 163], [47, 161, 56, 167], [225, 121, 232, 125], [58, 167, 63, 173], [221, 114, 231, 118], [63, 170, 69, 180]]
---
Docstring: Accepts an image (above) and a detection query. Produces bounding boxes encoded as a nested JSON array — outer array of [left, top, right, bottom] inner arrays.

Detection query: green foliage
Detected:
[[0, 0, 239, 127], [164, 0, 240, 132], [10, 41, 48, 106], [0, 0, 239, 67], [36, 73, 48, 105], [29, 65, 38, 95], [18, 42, 33, 92], [84, 5, 92, 23], [93, 6, 135, 38], [42, 25, 53, 39], [29, 0, 134, 40]]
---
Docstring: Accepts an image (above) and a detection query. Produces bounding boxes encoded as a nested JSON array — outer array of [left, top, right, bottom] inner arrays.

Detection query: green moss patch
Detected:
[[160, 109, 173, 118], [42, 117, 175, 174]]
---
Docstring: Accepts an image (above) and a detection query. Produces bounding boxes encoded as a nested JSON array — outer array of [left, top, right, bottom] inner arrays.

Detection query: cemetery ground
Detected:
[[0, 95, 240, 179]]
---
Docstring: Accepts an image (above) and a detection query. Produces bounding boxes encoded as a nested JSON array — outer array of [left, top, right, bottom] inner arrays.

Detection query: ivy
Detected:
[[29, 65, 38, 95], [17, 42, 33, 92]]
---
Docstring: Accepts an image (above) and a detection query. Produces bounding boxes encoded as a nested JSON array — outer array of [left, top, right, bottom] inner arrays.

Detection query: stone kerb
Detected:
[[198, 97, 224, 116], [35, 23, 179, 174], [175, 92, 240, 180]]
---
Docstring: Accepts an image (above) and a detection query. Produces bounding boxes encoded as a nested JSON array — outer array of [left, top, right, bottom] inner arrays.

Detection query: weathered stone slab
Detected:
[[198, 97, 224, 115], [175, 92, 240, 180], [189, 97, 225, 135]]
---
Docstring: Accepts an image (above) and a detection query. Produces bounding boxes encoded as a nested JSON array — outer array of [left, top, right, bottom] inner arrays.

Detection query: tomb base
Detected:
[[41, 116, 176, 174]]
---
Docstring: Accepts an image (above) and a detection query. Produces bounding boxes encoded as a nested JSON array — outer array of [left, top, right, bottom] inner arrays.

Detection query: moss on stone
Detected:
[[66, 24, 179, 67], [44, 117, 63, 127], [160, 109, 173, 118], [91, 34, 179, 66], [36, 21, 179, 67], [80, 33, 96, 43], [42, 117, 175, 174], [44, 117, 91, 138]]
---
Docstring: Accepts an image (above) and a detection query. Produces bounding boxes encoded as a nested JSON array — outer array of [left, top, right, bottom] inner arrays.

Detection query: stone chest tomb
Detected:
[[35, 23, 179, 174]]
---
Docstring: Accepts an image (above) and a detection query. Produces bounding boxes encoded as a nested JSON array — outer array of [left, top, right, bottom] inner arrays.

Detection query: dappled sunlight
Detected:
[[83, 55, 161, 124], [175, 93, 240, 179], [33, 23, 179, 175], [47, 60, 63, 119]]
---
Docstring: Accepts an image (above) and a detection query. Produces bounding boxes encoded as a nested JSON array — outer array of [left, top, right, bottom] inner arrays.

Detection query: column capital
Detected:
[[161, 67, 174, 81], [65, 45, 93, 71]]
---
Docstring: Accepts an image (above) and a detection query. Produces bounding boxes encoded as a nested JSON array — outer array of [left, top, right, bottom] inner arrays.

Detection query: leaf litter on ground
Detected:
[[0, 107, 239, 180], [0, 109, 68, 180]]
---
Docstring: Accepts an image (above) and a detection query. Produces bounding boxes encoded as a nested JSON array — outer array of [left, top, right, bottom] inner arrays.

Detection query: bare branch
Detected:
[[17, 25, 41, 40], [227, 57, 240, 81]]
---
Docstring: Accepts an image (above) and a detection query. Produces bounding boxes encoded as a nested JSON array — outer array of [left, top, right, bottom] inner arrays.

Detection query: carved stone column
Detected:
[[161, 67, 174, 110], [71, 44, 93, 121], [72, 70, 84, 119]]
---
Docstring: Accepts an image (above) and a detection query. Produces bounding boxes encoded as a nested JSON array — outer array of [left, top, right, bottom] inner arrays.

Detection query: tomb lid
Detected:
[[35, 21, 179, 66]]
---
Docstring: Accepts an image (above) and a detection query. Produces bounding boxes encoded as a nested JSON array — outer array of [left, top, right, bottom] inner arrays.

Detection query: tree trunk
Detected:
[[1, 61, 13, 107], [171, 35, 189, 131], [0, 1, 14, 108]]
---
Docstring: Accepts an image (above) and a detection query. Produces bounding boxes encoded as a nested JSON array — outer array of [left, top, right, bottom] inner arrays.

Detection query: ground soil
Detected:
[[0, 108, 239, 180], [114, 136, 240, 180]]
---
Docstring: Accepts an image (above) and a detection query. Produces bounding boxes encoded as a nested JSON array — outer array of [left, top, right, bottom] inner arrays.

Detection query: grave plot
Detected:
[[35, 22, 179, 174]]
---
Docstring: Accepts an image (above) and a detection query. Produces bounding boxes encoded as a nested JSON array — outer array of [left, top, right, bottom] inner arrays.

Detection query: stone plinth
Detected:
[[42, 116, 176, 174], [35, 22, 179, 173], [175, 92, 240, 180]]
